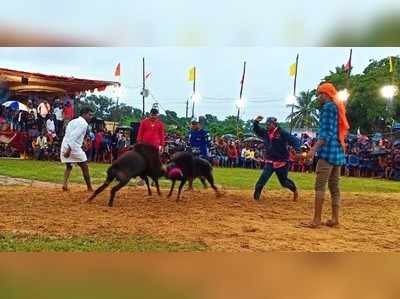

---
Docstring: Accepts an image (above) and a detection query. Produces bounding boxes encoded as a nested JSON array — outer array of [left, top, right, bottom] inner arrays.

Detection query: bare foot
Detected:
[[293, 190, 299, 202], [62, 186, 69, 192], [324, 219, 339, 227]]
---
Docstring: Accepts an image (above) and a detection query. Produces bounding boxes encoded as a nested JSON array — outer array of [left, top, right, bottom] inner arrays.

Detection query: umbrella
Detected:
[[372, 133, 383, 142], [243, 137, 263, 143], [222, 134, 236, 140], [370, 149, 389, 156], [2, 101, 29, 112]]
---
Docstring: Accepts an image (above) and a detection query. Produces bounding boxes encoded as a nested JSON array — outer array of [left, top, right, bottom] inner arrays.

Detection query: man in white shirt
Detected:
[[61, 106, 94, 192], [34, 133, 48, 160], [46, 115, 56, 138], [240, 147, 247, 167], [53, 102, 64, 137]]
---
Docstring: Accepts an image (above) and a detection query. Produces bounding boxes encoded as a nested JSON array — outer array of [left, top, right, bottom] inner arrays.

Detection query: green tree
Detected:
[[286, 90, 319, 129], [323, 56, 400, 133]]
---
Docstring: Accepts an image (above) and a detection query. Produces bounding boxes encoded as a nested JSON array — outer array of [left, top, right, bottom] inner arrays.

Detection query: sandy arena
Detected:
[[0, 184, 399, 252]]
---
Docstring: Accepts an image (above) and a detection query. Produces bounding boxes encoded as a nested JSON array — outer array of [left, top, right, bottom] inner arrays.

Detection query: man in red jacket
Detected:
[[136, 107, 165, 186], [137, 107, 165, 150]]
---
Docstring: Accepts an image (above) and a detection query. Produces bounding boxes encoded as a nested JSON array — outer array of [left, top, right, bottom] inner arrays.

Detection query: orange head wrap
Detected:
[[317, 82, 350, 150]]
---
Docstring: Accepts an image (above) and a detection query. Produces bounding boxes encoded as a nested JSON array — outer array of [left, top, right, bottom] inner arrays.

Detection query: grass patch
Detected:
[[0, 232, 207, 252], [1, 159, 400, 193]]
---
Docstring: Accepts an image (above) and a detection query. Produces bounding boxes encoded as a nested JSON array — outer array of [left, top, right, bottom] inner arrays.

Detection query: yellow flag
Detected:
[[289, 63, 297, 77], [188, 66, 196, 81], [389, 56, 393, 73]]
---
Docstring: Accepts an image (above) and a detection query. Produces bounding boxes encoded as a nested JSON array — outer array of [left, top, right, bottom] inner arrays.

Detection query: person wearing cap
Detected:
[[302, 82, 349, 228], [188, 117, 211, 159], [136, 107, 165, 186], [137, 107, 165, 150], [253, 115, 301, 201]]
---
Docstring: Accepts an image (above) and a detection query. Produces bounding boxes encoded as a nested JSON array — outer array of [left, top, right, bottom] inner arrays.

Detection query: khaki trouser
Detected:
[[315, 159, 341, 207]]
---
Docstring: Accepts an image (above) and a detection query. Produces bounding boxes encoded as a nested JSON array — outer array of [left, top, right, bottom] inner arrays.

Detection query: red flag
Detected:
[[114, 63, 121, 77], [145, 72, 151, 80], [344, 49, 352, 73]]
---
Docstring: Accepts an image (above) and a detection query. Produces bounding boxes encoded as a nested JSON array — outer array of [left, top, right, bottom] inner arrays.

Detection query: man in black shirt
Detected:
[[253, 116, 301, 201]]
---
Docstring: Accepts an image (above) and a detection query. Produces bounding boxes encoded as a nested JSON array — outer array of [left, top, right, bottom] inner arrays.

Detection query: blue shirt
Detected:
[[188, 129, 210, 157], [318, 101, 346, 166]]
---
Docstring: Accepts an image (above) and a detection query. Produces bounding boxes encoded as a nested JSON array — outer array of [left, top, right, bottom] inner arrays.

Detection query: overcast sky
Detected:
[[0, 47, 398, 121], [1, 0, 400, 46]]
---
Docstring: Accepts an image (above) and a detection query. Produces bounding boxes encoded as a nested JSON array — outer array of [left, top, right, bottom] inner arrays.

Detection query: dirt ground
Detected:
[[0, 184, 399, 252]]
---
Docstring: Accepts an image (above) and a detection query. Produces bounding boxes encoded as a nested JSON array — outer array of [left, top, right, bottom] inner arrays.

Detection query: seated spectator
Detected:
[[33, 132, 48, 160]]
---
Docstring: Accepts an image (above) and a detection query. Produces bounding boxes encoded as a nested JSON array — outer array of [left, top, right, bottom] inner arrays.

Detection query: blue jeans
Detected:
[[255, 163, 297, 193]]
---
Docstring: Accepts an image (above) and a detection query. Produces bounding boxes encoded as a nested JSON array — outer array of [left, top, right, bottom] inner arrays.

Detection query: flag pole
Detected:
[[191, 67, 196, 118], [345, 49, 352, 92], [186, 98, 189, 119], [113, 63, 121, 132], [237, 61, 246, 137], [289, 54, 299, 134], [142, 57, 145, 118]]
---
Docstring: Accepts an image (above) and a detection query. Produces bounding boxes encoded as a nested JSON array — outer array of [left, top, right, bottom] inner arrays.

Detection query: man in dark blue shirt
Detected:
[[253, 116, 301, 201], [188, 118, 210, 159]]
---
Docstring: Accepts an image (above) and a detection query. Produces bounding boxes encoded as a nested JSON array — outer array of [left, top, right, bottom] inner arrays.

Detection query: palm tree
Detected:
[[286, 90, 319, 129]]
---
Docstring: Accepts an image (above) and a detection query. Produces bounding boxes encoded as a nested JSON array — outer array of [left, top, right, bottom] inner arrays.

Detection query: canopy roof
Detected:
[[0, 67, 120, 97]]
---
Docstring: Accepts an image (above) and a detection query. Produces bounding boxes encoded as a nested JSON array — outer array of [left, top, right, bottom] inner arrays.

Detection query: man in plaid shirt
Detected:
[[303, 82, 349, 228]]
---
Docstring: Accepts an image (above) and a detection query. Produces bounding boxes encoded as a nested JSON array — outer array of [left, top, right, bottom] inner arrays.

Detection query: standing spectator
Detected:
[[240, 146, 247, 167], [11, 110, 19, 131], [244, 146, 255, 168], [27, 100, 38, 120], [37, 100, 51, 132], [94, 130, 104, 162], [111, 131, 119, 161], [46, 115, 56, 138], [26, 111, 36, 131], [53, 102, 64, 137], [87, 128, 96, 162], [304, 82, 349, 228], [101, 131, 113, 163], [227, 141, 238, 167]]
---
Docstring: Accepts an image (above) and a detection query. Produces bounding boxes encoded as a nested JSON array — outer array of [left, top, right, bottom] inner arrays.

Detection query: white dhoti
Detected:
[[60, 116, 88, 163]]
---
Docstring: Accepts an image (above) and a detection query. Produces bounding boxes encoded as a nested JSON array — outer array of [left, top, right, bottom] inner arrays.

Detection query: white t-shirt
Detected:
[[38, 102, 51, 118], [53, 107, 64, 121], [46, 119, 56, 133], [241, 148, 246, 158]]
